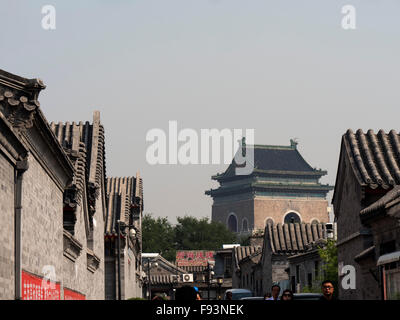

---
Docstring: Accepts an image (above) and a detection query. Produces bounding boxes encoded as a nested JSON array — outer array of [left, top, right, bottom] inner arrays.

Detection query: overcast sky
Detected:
[[1, 1, 399, 224]]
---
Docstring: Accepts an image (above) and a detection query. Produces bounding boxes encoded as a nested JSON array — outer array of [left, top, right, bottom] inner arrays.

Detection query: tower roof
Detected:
[[213, 140, 327, 181]]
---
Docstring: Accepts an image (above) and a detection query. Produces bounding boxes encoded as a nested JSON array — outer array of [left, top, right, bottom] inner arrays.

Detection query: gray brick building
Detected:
[[50, 112, 107, 299], [332, 129, 400, 299], [0, 69, 121, 300], [105, 176, 144, 300], [359, 185, 400, 299], [0, 69, 74, 299], [206, 141, 333, 234], [259, 222, 328, 295]]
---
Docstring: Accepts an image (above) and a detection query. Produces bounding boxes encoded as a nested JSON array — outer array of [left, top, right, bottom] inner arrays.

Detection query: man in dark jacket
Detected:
[[319, 280, 337, 301]]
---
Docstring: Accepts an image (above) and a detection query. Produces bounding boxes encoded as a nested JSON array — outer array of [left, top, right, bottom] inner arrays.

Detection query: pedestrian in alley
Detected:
[[194, 286, 202, 300], [319, 280, 337, 301], [264, 293, 271, 300], [175, 285, 197, 301], [266, 284, 280, 300], [280, 289, 293, 301]]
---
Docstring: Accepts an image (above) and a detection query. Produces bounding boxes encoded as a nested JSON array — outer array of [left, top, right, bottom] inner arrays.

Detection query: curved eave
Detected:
[[212, 169, 327, 182], [206, 183, 333, 197]]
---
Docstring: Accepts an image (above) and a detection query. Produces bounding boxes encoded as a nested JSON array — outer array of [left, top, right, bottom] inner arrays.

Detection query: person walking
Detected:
[[319, 280, 336, 301], [266, 284, 280, 300], [175, 285, 198, 301], [280, 289, 293, 301]]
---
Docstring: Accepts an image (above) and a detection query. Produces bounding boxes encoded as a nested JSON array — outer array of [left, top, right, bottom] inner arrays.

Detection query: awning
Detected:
[[377, 251, 400, 266]]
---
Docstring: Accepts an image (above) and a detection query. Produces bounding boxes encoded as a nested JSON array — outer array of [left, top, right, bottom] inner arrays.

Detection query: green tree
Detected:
[[302, 239, 338, 295], [174, 216, 237, 254], [142, 214, 237, 263], [142, 213, 176, 262]]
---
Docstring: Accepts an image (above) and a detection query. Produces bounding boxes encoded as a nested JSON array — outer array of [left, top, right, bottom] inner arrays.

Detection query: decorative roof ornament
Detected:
[[290, 138, 298, 149]]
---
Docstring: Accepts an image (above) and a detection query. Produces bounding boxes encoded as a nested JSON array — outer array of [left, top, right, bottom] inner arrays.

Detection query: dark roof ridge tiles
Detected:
[[265, 222, 327, 255], [345, 129, 400, 188], [361, 185, 400, 216]]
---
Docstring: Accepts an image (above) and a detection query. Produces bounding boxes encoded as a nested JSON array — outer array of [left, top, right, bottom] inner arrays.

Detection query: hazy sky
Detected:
[[1, 1, 399, 224]]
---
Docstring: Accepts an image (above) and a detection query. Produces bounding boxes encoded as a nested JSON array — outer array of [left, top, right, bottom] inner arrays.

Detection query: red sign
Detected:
[[22, 270, 61, 300], [176, 250, 215, 267], [64, 288, 86, 300]]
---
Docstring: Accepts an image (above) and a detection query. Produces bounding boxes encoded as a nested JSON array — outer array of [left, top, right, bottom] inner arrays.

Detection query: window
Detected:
[[315, 261, 319, 278], [307, 273, 312, 288], [385, 262, 400, 300], [291, 276, 296, 292], [224, 256, 232, 277], [380, 241, 396, 255], [227, 214, 238, 232], [265, 218, 274, 226], [296, 265, 300, 284], [242, 219, 248, 232], [284, 212, 301, 224]]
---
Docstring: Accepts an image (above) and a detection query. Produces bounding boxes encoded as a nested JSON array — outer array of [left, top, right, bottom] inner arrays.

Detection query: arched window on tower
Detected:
[[227, 214, 238, 232], [265, 218, 274, 226], [242, 219, 248, 232], [284, 212, 301, 224]]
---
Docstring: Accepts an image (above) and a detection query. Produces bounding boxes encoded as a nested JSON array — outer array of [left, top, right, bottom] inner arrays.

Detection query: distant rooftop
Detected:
[[213, 139, 327, 181]]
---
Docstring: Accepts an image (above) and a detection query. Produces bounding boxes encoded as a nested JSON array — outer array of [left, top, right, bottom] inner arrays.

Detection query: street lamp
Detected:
[[217, 277, 223, 300], [206, 260, 215, 300], [116, 220, 137, 300]]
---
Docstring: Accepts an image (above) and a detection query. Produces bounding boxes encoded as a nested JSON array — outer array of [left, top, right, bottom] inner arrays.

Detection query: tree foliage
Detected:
[[142, 214, 175, 261], [142, 214, 236, 262], [318, 239, 338, 295], [174, 216, 237, 251], [302, 239, 338, 295]]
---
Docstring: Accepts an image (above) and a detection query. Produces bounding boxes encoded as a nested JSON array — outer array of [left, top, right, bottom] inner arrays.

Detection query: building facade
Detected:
[[0, 69, 110, 299], [142, 253, 185, 300], [105, 176, 144, 300], [206, 140, 333, 234], [50, 111, 107, 300], [232, 245, 261, 290], [332, 129, 400, 300], [0, 68, 144, 300], [259, 222, 328, 295], [359, 186, 400, 300]]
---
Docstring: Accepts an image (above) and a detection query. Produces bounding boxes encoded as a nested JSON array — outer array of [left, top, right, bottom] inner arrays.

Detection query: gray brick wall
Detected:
[[62, 184, 105, 300], [335, 154, 379, 300], [0, 154, 15, 299], [21, 154, 64, 289]]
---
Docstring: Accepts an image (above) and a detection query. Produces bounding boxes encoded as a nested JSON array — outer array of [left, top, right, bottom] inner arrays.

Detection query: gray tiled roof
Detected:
[[178, 265, 207, 273], [234, 246, 261, 269], [343, 129, 400, 189], [265, 222, 327, 255], [49, 112, 106, 233], [150, 274, 178, 285], [361, 185, 400, 216], [105, 175, 143, 234], [50, 113, 106, 200], [218, 142, 325, 180]]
